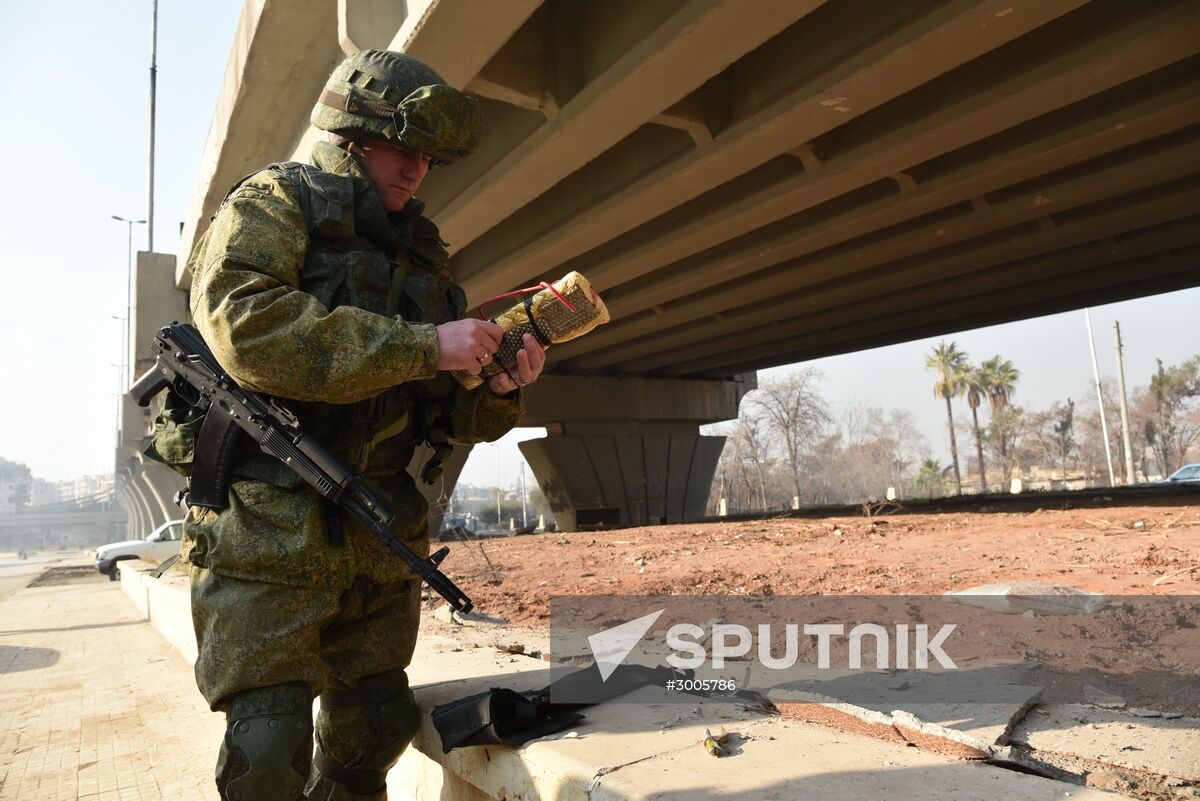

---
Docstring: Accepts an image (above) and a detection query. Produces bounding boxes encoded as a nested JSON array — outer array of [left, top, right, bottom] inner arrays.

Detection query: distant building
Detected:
[[453, 483, 496, 503], [29, 478, 63, 507], [0, 458, 32, 514], [55, 474, 114, 502]]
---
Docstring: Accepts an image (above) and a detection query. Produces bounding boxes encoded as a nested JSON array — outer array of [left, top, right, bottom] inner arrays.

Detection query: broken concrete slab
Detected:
[[770, 698, 1042, 762], [944, 582, 1108, 615], [892, 702, 1039, 755], [1011, 703, 1200, 783], [768, 675, 1042, 760]]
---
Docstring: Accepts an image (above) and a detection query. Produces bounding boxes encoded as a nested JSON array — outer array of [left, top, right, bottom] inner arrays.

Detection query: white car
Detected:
[[95, 519, 183, 580], [1161, 463, 1200, 484]]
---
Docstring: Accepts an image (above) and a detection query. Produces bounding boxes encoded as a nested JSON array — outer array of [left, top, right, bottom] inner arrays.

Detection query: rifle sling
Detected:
[[187, 406, 243, 509]]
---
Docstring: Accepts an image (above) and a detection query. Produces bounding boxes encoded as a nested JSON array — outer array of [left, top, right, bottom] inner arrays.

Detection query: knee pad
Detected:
[[311, 669, 421, 796], [218, 683, 313, 801]]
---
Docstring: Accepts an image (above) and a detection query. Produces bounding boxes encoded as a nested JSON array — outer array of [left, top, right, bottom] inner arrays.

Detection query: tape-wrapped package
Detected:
[[453, 271, 610, 390]]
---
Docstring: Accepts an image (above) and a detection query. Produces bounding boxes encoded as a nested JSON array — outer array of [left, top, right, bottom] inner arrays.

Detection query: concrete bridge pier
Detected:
[[114, 252, 191, 539], [518, 373, 753, 531]]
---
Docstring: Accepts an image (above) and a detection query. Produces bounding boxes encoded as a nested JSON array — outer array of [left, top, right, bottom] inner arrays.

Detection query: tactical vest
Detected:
[[147, 161, 464, 490]]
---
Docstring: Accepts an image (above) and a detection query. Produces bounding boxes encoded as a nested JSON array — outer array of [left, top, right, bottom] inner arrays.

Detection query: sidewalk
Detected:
[[0, 566, 222, 801]]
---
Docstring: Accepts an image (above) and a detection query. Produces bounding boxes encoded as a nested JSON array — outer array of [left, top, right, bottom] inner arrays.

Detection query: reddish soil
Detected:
[[439, 505, 1200, 628]]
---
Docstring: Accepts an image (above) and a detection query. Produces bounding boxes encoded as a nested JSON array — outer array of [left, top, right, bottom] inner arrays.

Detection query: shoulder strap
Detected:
[[224, 162, 354, 236]]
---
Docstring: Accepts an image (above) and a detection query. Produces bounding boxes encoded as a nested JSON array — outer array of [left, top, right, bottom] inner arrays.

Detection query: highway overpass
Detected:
[[119, 0, 1200, 532]]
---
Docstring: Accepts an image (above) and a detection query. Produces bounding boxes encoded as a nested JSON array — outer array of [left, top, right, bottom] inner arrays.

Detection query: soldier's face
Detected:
[[357, 140, 432, 211]]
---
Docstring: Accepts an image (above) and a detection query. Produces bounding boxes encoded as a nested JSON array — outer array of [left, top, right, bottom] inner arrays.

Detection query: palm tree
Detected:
[[980, 356, 1019, 483], [964, 367, 989, 493], [926, 341, 969, 495], [912, 458, 948, 498]]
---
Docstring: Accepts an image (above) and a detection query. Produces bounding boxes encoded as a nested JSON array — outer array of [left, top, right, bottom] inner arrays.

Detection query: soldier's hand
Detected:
[[435, 319, 503, 375], [489, 334, 546, 396]]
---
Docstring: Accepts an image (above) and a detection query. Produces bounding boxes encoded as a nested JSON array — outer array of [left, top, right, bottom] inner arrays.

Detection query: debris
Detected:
[[1152, 565, 1200, 586], [944, 582, 1107, 615], [1084, 685, 1126, 708], [495, 643, 526, 655], [521, 730, 579, 748], [703, 727, 731, 757], [1127, 707, 1163, 718], [1132, 519, 1146, 530], [434, 605, 509, 627]]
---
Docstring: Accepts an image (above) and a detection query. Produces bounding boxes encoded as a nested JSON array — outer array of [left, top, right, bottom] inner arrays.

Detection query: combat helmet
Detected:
[[311, 49, 481, 165]]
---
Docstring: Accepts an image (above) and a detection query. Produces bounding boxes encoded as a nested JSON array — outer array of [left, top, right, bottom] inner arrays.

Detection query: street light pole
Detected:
[[111, 216, 146, 393], [148, 0, 158, 252]]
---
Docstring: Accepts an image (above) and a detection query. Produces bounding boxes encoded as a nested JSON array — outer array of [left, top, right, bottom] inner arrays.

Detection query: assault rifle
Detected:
[[129, 322, 474, 613]]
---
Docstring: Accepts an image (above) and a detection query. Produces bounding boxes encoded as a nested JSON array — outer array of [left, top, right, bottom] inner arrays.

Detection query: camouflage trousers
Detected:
[[191, 568, 424, 800], [185, 477, 430, 800], [190, 567, 423, 709]]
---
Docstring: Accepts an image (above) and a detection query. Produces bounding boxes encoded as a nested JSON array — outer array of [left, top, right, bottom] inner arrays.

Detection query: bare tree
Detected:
[[1076, 377, 1126, 482], [1030, 399, 1077, 480], [873, 409, 929, 495], [749, 369, 831, 505], [711, 410, 781, 512]]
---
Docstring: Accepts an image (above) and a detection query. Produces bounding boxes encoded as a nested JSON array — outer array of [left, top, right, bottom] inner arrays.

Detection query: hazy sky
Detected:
[[0, 2, 1195, 488]]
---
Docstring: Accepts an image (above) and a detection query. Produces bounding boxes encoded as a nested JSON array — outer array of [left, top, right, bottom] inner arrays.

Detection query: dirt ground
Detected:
[[438, 504, 1200, 628]]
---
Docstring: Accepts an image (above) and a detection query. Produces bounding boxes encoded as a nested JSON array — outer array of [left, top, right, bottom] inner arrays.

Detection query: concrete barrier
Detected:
[[116, 562, 1135, 800]]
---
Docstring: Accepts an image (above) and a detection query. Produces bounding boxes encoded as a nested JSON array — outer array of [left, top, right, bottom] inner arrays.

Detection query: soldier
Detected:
[[146, 49, 544, 800]]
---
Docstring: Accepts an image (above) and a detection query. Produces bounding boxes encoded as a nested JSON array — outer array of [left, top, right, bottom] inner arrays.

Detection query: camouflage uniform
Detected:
[[146, 51, 517, 801]]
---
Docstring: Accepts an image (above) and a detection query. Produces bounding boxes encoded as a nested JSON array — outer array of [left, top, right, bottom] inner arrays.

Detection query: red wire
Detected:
[[477, 281, 576, 320]]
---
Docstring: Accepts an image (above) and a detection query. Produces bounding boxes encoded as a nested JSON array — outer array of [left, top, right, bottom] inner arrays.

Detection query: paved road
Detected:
[[0, 555, 64, 603]]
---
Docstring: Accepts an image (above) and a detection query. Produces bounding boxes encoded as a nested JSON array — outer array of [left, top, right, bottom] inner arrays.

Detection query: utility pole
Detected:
[[1084, 308, 1115, 486], [494, 445, 502, 528], [1114, 321, 1136, 484], [519, 462, 528, 528], [148, 0, 158, 252]]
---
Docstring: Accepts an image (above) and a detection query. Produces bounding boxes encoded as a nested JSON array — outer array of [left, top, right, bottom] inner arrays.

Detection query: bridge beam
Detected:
[[451, 0, 1094, 305]]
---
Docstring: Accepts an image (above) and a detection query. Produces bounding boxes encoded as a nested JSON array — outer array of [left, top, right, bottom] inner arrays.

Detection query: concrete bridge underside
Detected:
[[157, 0, 1199, 530]]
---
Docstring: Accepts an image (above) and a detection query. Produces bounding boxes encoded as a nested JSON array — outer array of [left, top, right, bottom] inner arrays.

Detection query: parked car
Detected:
[[1158, 463, 1200, 484], [95, 519, 183, 581]]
